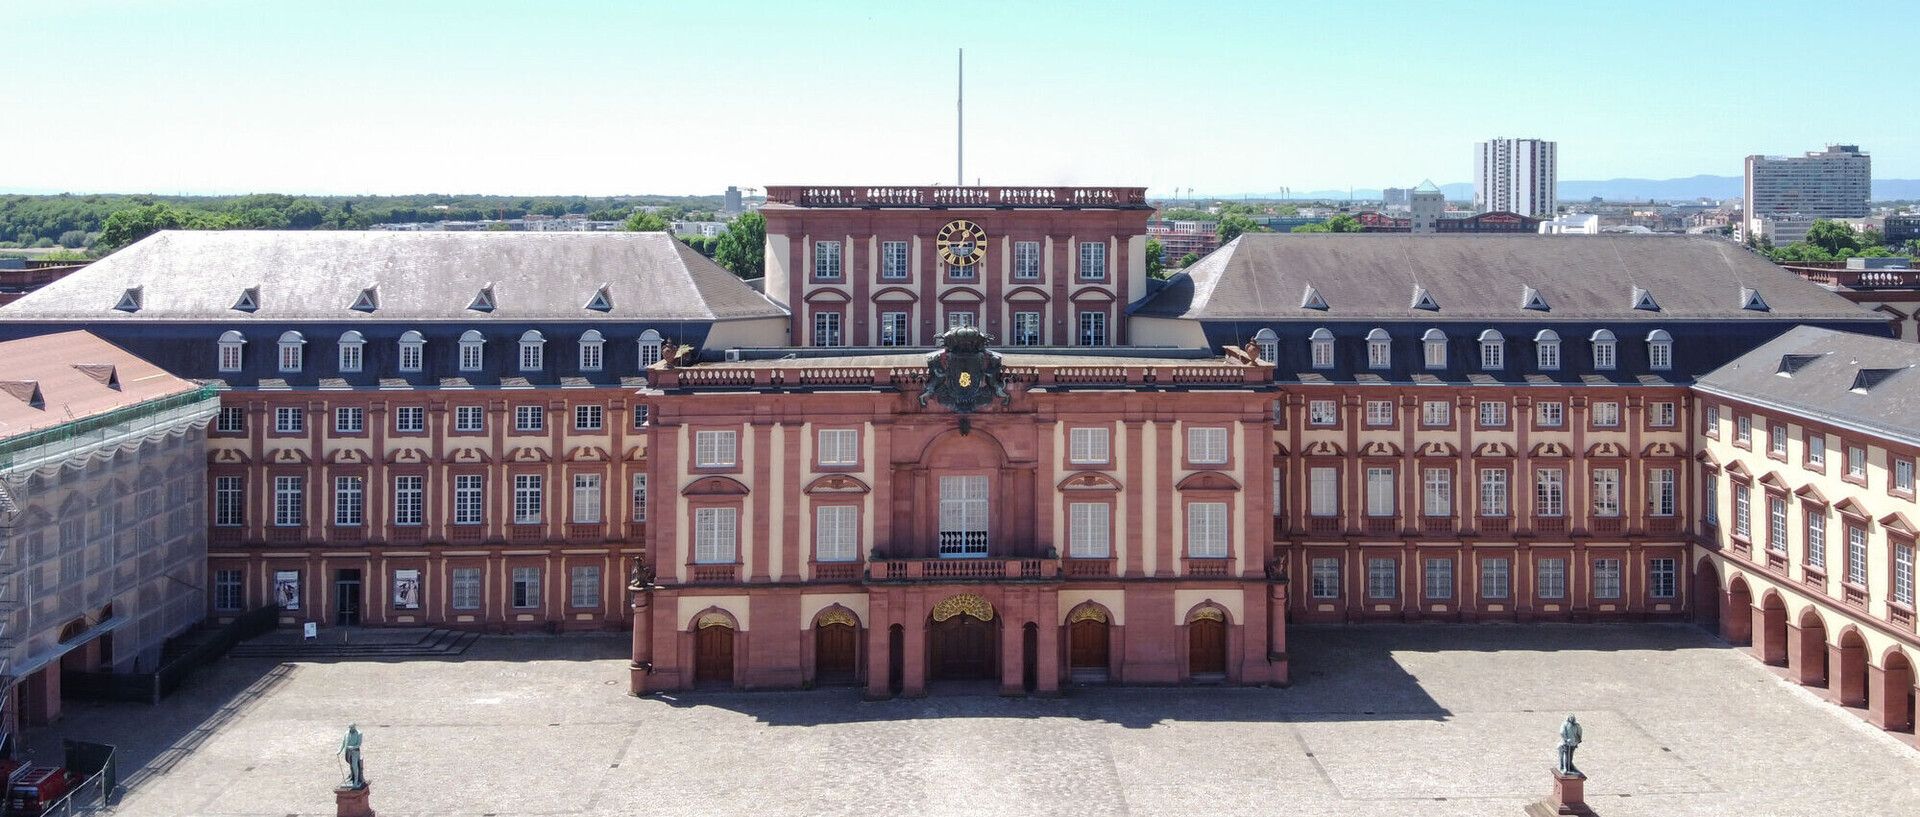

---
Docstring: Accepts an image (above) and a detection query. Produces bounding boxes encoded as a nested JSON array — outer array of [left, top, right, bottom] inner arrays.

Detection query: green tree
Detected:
[[1145, 237, 1166, 278], [98, 203, 204, 251], [1903, 239, 1920, 257], [713, 211, 766, 280], [57, 230, 87, 248], [624, 211, 671, 232], [1804, 219, 1862, 256], [1178, 252, 1200, 268], [485, 222, 512, 231], [1770, 241, 1833, 262], [1326, 213, 1363, 232], [1217, 213, 1269, 243], [1291, 222, 1329, 233]]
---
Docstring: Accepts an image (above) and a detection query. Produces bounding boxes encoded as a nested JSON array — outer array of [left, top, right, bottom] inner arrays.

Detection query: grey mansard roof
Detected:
[[1132, 233, 1881, 323], [0, 230, 788, 323], [1695, 326, 1920, 447]]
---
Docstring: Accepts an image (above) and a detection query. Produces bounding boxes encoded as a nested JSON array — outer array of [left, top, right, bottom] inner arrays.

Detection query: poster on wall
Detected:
[[393, 569, 421, 609], [273, 570, 300, 611]]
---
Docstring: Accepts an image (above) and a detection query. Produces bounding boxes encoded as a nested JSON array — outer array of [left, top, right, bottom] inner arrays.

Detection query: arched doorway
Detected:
[[1834, 628, 1868, 707], [930, 595, 996, 681], [1067, 604, 1111, 683], [1879, 649, 1916, 733], [1792, 607, 1828, 687], [693, 613, 735, 685], [1693, 558, 1721, 635], [1757, 592, 1788, 666], [813, 608, 859, 686], [1188, 607, 1228, 680], [1725, 575, 1754, 645]]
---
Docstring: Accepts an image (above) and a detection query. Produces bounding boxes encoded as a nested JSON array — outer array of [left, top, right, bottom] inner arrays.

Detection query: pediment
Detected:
[[1358, 440, 1401, 459], [683, 476, 750, 497], [1723, 459, 1751, 479], [564, 446, 611, 462], [386, 447, 430, 465], [1879, 511, 1918, 538], [937, 288, 984, 304], [873, 286, 919, 303], [1695, 449, 1722, 470], [1068, 286, 1116, 303], [209, 448, 249, 465], [802, 288, 851, 304], [507, 446, 551, 463], [1057, 471, 1121, 491], [805, 474, 871, 494], [1005, 285, 1050, 302], [1834, 497, 1870, 521], [326, 448, 370, 465], [1757, 471, 1790, 492], [1585, 441, 1628, 459], [267, 447, 310, 464], [1794, 483, 1829, 506], [1175, 471, 1241, 492], [1303, 440, 1343, 457], [1474, 441, 1515, 458], [1529, 441, 1572, 459], [1641, 441, 1682, 458], [1415, 441, 1458, 459], [448, 447, 491, 464]]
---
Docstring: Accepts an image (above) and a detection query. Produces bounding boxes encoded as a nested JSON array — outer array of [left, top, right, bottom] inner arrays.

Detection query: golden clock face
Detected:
[[936, 219, 988, 267]]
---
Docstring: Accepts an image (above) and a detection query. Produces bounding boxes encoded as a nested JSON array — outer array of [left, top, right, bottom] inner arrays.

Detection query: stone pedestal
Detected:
[[1524, 769, 1594, 817], [335, 782, 375, 817]]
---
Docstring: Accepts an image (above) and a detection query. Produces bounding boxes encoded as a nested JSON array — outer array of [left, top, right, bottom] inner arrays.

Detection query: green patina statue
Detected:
[[338, 724, 366, 789]]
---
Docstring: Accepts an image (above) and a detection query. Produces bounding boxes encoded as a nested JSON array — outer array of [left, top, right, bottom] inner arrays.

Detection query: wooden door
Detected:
[[1069, 619, 1110, 670], [1188, 618, 1227, 676], [694, 625, 734, 684], [932, 614, 994, 680], [815, 623, 857, 684]]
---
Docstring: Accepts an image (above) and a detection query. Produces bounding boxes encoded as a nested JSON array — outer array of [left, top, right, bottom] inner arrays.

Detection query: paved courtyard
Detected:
[[26, 623, 1920, 816]]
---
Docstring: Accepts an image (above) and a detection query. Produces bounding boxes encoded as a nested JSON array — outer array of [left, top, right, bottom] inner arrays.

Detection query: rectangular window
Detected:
[[399, 342, 422, 372], [511, 566, 541, 608], [1367, 558, 1397, 599], [1309, 399, 1338, 426], [1768, 497, 1788, 554], [1012, 311, 1041, 346], [1898, 460, 1916, 494], [574, 405, 604, 431], [1481, 340, 1503, 369], [395, 406, 425, 433], [817, 428, 859, 466], [1536, 469, 1565, 517], [938, 475, 990, 557], [1592, 468, 1620, 517], [579, 341, 602, 371], [214, 569, 244, 611], [694, 507, 738, 563], [451, 568, 481, 610], [1733, 485, 1751, 537], [570, 566, 601, 609], [1187, 502, 1228, 558], [215, 476, 244, 527], [1848, 446, 1867, 479], [1367, 337, 1391, 369], [217, 406, 245, 433], [1078, 240, 1107, 280], [1425, 558, 1453, 600], [813, 239, 841, 279], [1848, 526, 1868, 587], [1423, 468, 1451, 517], [515, 405, 544, 432], [273, 476, 303, 527], [1705, 404, 1721, 437], [394, 476, 423, 526], [633, 405, 649, 429], [454, 475, 483, 525], [1807, 511, 1827, 566], [1188, 427, 1228, 465], [1806, 433, 1826, 467], [1651, 402, 1676, 428], [1770, 425, 1788, 457], [1480, 468, 1509, 517], [1310, 466, 1339, 517], [1069, 427, 1111, 465], [1272, 466, 1285, 517], [1069, 502, 1111, 558], [1592, 402, 1619, 428], [946, 311, 975, 331], [1536, 402, 1564, 428], [1421, 400, 1450, 427], [333, 476, 363, 526], [695, 430, 737, 467], [454, 405, 484, 432], [880, 312, 911, 347], [219, 342, 243, 373], [1366, 467, 1395, 517], [1594, 558, 1622, 599], [1014, 241, 1041, 279], [333, 407, 363, 434], [1649, 558, 1676, 599], [1078, 311, 1107, 346], [1481, 558, 1510, 599], [1649, 468, 1676, 517], [519, 341, 543, 372], [813, 311, 842, 347], [1479, 401, 1507, 428], [815, 505, 858, 562], [1424, 337, 1446, 368], [275, 407, 304, 434], [630, 474, 648, 523], [458, 340, 482, 371], [1365, 400, 1394, 427], [1704, 472, 1720, 525], [1896, 543, 1915, 607], [1311, 337, 1334, 369], [279, 342, 302, 372], [339, 342, 362, 373], [1310, 557, 1341, 598], [572, 474, 601, 524], [513, 475, 542, 525], [881, 240, 910, 279], [1537, 558, 1567, 599], [1537, 341, 1560, 370], [1736, 415, 1752, 445]]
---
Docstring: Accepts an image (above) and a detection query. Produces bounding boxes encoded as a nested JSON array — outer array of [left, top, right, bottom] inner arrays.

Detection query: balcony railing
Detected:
[[1477, 517, 1511, 536], [690, 564, 739, 584], [764, 185, 1149, 209], [1183, 558, 1232, 577], [1533, 518, 1568, 538], [813, 562, 861, 582], [1064, 558, 1115, 578], [1363, 517, 1398, 537], [1307, 517, 1342, 537], [650, 361, 1269, 391], [1646, 517, 1681, 536], [1591, 517, 1624, 536], [449, 525, 485, 544], [870, 557, 1060, 582], [1421, 517, 1455, 536]]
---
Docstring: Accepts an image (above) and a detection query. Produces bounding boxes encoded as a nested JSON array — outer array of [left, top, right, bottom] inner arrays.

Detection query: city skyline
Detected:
[[5, 0, 1918, 197]]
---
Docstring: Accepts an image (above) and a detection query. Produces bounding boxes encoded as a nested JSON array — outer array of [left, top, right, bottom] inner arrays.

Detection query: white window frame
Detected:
[[1309, 466, 1339, 517], [518, 331, 545, 371], [1807, 510, 1827, 566], [570, 566, 602, 609], [1535, 330, 1560, 371], [881, 240, 910, 279], [1078, 310, 1107, 346], [454, 405, 484, 432], [1310, 558, 1340, 599], [695, 507, 739, 563], [1848, 445, 1867, 479], [815, 505, 858, 562], [1422, 329, 1446, 369], [459, 331, 485, 372], [572, 474, 602, 524], [515, 405, 544, 432], [1254, 328, 1279, 364], [1187, 427, 1228, 465], [1310, 328, 1334, 369], [1651, 401, 1676, 427], [1365, 329, 1391, 369], [1367, 558, 1397, 599], [1012, 312, 1041, 347], [218, 332, 245, 373], [1592, 402, 1619, 428], [814, 239, 842, 279], [1649, 558, 1677, 599], [1078, 240, 1107, 280], [813, 311, 843, 347], [1536, 468, 1565, 518], [1365, 400, 1394, 427], [637, 331, 664, 369], [451, 568, 482, 610], [1592, 468, 1620, 517], [695, 430, 737, 468], [1069, 427, 1111, 465], [1365, 467, 1396, 517], [1421, 400, 1450, 427], [334, 406, 364, 434], [818, 428, 859, 466], [278, 331, 305, 373], [1647, 330, 1673, 371], [881, 312, 912, 347], [578, 331, 604, 371], [1481, 558, 1510, 599], [1591, 330, 1617, 370], [454, 475, 484, 525], [1069, 502, 1111, 558], [1479, 401, 1508, 428], [1423, 468, 1451, 517], [1649, 468, 1676, 517], [1424, 558, 1453, 600], [275, 407, 304, 434], [630, 473, 648, 523], [1537, 558, 1567, 599], [1187, 501, 1228, 558], [1478, 330, 1504, 370], [217, 406, 245, 433], [394, 475, 423, 526], [1013, 241, 1041, 279], [398, 332, 424, 372], [274, 476, 303, 527], [215, 476, 244, 527], [1308, 399, 1338, 426], [1847, 525, 1868, 587], [513, 474, 543, 525], [333, 476, 363, 526], [1537, 402, 1564, 428], [337, 333, 364, 373], [394, 406, 425, 433], [1593, 558, 1622, 599], [574, 404, 604, 431], [1480, 468, 1509, 517], [512, 566, 541, 609]]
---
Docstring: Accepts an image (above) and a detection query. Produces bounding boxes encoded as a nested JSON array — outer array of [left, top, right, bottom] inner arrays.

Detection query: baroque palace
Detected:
[[1, 185, 1912, 731]]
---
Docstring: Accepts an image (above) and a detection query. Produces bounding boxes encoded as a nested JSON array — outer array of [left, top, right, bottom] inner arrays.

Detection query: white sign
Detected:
[[303, 622, 318, 640]]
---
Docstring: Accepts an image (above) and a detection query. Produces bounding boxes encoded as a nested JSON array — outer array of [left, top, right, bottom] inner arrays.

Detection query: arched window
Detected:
[[1646, 329, 1673, 371], [1309, 328, 1334, 370], [637, 329, 664, 370], [1421, 328, 1447, 369], [518, 330, 545, 372], [1253, 328, 1278, 364], [1365, 328, 1391, 369], [1533, 329, 1561, 371], [578, 329, 605, 371], [1478, 329, 1504, 370], [458, 330, 485, 372], [337, 331, 365, 373], [1590, 329, 1617, 371], [277, 330, 305, 373], [217, 330, 246, 373], [397, 330, 425, 373]]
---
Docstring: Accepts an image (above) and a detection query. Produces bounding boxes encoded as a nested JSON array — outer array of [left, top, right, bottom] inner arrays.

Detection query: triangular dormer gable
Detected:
[[1520, 286, 1549, 311], [1740, 286, 1768, 312], [0, 380, 44, 409], [351, 285, 379, 313], [232, 286, 259, 313], [1632, 286, 1659, 311], [469, 284, 496, 313], [71, 364, 120, 390], [585, 284, 613, 312], [1411, 287, 1439, 311], [1301, 284, 1328, 311], [114, 286, 142, 313]]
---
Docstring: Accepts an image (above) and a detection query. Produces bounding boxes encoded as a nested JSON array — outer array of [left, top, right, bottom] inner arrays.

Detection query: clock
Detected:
[[936, 219, 988, 268]]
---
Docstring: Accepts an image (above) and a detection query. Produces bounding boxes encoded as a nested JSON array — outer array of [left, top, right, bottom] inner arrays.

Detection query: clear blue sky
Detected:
[[5, 0, 1915, 197]]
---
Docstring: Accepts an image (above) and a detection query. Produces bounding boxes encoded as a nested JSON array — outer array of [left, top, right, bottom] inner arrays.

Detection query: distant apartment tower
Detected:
[[1474, 138, 1557, 218], [724, 186, 743, 214], [1381, 187, 1410, 209], [1744, 145, 1870, 221]]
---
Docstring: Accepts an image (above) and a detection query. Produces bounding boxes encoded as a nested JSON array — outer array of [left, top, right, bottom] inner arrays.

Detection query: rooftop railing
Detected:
[[765, 186, 1150, 209]]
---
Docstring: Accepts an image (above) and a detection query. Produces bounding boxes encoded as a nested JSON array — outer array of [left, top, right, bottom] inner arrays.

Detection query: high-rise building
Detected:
[[1408, 180, 1445, 234], [1744, 145, 1871, 221], [1474, 138, 1558, 218], [723, 186, 743, 214]]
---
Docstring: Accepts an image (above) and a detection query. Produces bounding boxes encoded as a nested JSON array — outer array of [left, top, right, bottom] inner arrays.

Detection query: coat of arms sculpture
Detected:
[[918, 325, 1012, 416]]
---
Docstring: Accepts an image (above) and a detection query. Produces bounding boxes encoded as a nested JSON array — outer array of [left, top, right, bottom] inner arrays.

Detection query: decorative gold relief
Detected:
[[696, 611, 734, 629], [1067, 605, 1109, 624], [930, 593, 995, 622], [814, 608, 858, 628], [1188, 607, 1225, 623]]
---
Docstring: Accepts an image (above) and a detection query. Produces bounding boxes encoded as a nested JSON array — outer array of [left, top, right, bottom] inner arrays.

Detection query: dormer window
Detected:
[[1365, 328, 1391, 369], [1632, 286, 1659, 311], [1411, 287, 1439, 311], [1422, 328, 1447, 369], [578, 330, 605, 371], [585, 284, 613, 312], [459, 330, 485, 372], [518, 330, 545, 371], [637, 329, 665, 370], [1301, 285, 1328, 311], [1520, 286, 1549, 312], [397, 331, 425, 373], [337, 331, 365, 373], [1253, 328, 1278, 364], [1309, 328, 1335, 369], [351, 285, 379, 313], [1478, 329, 1504, 370], [469, 284, 496, 313], [1740, 286, 1768, 312], [1646, 329, 1673, 371], [217, 330, 246, 373], [115, 286, 143, 313], [277, 331, 306, 373], [1534, 329, 1561, 371], [1590, 329, 1617, 370], [232, 286, 260, 313]]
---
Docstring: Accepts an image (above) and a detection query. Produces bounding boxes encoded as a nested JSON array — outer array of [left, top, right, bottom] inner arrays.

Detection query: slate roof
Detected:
[[0, 331, 203, 440], [1695, 325, 1920, 446], [0, 230, 787, 323], [1132, 234, 1882, 323]]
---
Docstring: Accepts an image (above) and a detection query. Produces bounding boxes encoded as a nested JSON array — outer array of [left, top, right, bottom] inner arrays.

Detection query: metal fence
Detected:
[[62, 605, 279, 705]]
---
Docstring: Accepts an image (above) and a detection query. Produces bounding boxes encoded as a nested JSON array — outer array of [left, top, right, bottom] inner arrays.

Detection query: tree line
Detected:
[[1757, 219, 1918, 263]]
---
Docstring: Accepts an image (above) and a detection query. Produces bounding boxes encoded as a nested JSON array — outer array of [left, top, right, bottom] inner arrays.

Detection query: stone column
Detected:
[[628, 581, 655, 696], [901, 593, 928, 698], [1830, 641, 1866, 706], [865, 593, 893, 700], [1035, 592, 1061, 696]]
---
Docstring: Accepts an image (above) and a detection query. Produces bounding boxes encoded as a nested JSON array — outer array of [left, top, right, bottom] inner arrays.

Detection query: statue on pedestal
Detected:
[[1556, 714, 1583, 775], [338, 724, 367, 789]]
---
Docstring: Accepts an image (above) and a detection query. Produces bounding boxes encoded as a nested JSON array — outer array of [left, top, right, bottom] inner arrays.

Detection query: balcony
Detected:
[[269, 527, 302, 544], [510, 525, 543, 542], [449, 525, 485, 544], [1645, 517, 1681, 536], [812, 562, 862, 582], [1533, 518, 1567, 538], [1064, 558, 1115, 578], [1477, 517, 1511, 537], [1362, 517, 1398, 537], [690, 564, 739, 584], [1307, 517, 1343, 537], [1420, 517, 1455, 537], [1182, 558, 1233, 578], [869, 557, 1060, 582], [1591, 517, 1624, 537], [566, 523, 604, 542], [390, 526, 422, 544]]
